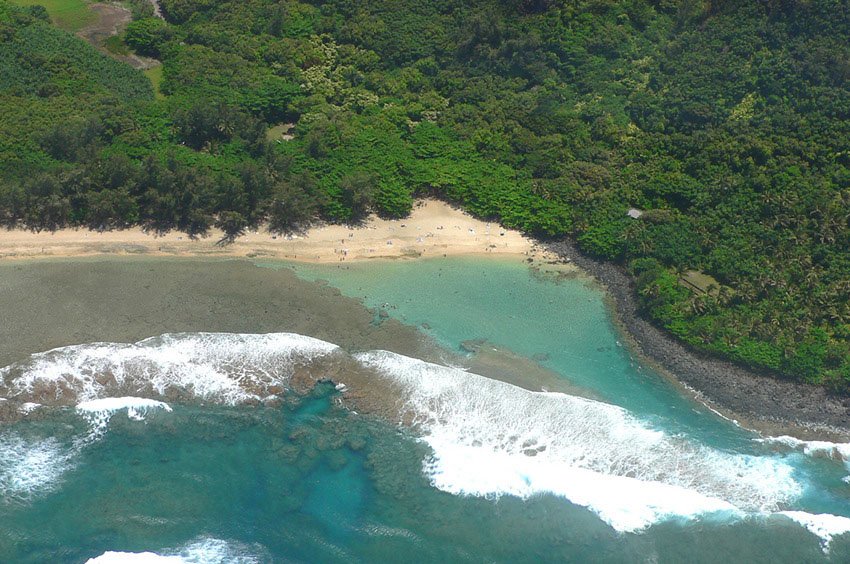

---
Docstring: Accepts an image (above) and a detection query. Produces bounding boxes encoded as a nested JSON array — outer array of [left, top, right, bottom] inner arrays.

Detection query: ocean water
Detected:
[[2, 258, 850, 562]]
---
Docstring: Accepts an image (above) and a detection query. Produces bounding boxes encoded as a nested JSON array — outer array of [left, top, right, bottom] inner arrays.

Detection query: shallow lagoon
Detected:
[[278, 257, 745, 439]]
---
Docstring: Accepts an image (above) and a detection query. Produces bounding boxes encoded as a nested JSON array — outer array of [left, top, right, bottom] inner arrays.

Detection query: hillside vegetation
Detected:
[[1, 0, 849, 388], [10, 0, 93, 31]]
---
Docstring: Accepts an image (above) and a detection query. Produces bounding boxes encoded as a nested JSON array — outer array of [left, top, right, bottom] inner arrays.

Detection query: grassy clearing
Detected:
[[266, 122, 294, 141], [144, 65, 165, 100], [10, 0, 95, 32], [680, 270, 722, 296]]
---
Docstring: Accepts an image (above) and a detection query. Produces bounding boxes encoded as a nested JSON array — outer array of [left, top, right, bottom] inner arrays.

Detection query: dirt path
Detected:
[[148, 0, 163, 19]]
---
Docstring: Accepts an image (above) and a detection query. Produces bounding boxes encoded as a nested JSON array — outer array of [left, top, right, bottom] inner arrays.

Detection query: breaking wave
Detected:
[[778, 512, 850, 552], [3, 332, 850, 546], [0, 433, 75, 505], [355, 350, 804, 532], [76, 397, 173, 442], [0, 333, 340, 507], [759, 435, 850, 467], [1, 332, 341, 406], [1, 397, 175, 505], [85, 537, 266, 563]]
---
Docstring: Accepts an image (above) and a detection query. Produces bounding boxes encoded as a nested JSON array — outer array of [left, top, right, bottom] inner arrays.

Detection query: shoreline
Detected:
[[1, 198, 847, 438], [0, 200, 555, 264], [545, 239, 850, 440]]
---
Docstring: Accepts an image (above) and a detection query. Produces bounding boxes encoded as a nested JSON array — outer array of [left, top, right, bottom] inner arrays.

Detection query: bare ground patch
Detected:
[[76, 3, 159, 70]]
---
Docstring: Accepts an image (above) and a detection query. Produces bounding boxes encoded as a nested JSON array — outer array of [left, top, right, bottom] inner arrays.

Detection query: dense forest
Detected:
[[1, 0, 849, 388]]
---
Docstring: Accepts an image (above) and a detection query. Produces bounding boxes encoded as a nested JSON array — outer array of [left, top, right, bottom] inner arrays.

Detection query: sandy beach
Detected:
[[0, 200, 554, 263]]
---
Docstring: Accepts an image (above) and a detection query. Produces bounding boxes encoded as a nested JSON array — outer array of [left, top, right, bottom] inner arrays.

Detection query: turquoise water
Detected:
[[276, 258, 744, 442], [4, 257, 850, 562], [1, 387, 846, 563]]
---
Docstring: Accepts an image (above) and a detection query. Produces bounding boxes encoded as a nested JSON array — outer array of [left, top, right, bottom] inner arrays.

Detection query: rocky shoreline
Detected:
[[544, 239, 850, 439]]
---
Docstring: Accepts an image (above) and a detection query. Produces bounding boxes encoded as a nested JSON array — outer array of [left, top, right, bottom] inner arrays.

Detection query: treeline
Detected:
[[1, 0, 850, 388]]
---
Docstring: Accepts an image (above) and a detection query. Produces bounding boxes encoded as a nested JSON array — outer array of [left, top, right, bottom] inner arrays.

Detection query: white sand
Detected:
[[0, 200, 560, 264]]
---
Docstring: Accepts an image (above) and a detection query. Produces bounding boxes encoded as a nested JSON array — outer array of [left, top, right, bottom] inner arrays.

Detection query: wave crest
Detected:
[[1, 333, 341, 407], [4, 332, 845, 540], [86, 537, 265, 563], [355, 350, 803, 531]]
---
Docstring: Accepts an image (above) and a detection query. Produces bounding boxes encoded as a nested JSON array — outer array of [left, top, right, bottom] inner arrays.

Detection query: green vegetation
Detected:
[[0, 1, 152, 180], [1, 0, 850, 389], [143, 64, 164, 100], [10, 0, 93, 31], [103, 34, 130, 56], [124, 16, 167, 57]]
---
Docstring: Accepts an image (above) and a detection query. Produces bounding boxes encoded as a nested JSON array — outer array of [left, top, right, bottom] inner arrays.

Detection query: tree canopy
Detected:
[[1, 0, 850, 388]]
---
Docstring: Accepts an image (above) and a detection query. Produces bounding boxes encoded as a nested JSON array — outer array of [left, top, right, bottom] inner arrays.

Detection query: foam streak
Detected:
[[356, 350, 802, 531]]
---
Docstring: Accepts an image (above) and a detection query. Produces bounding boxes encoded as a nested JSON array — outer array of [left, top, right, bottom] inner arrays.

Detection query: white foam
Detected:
[[18, 402, 41, 414], [76, 397, 173, 440], [759, 435, 850, 466], [86, 552, 183, 563], [0, 333, 339, 506], [77, 397, 172, 419], [356, 350, 802, 532], [779, 511, 850, 552], [1, 399, 176, 506], [425, 438, 739, 531], [0, 434, 75, 505], [86, 537, 262, 564], [176, 537, 260, 563], [77, 397, 171, 421], [759, 435, 850, 486], [2, 332, 340, 405]]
